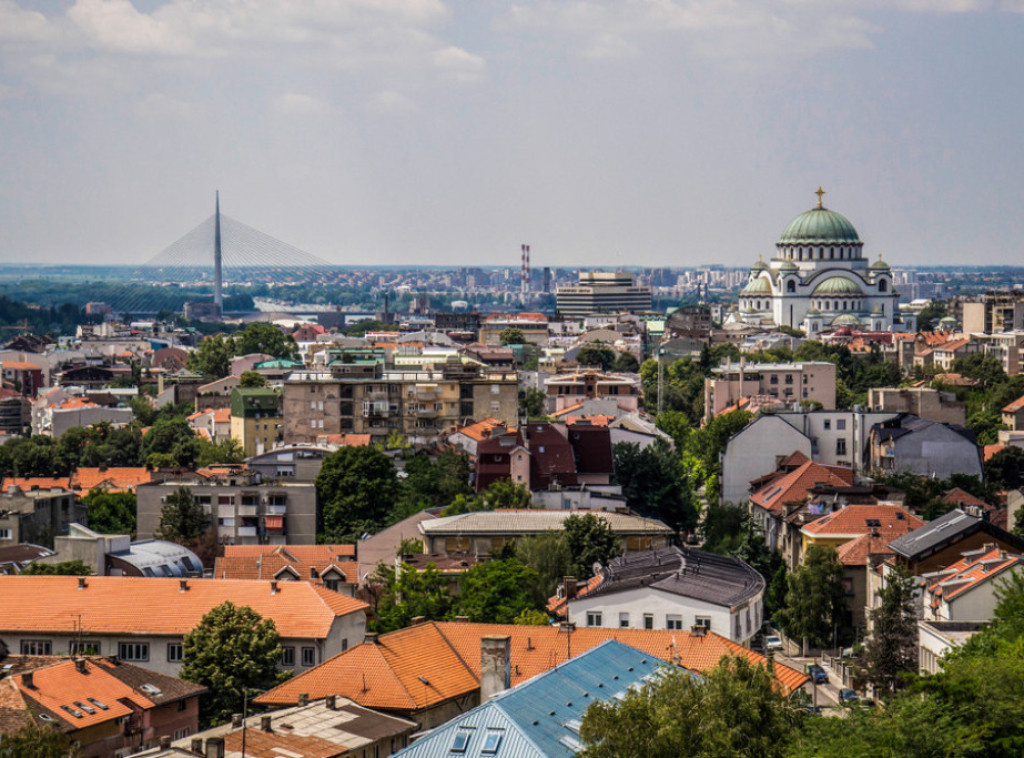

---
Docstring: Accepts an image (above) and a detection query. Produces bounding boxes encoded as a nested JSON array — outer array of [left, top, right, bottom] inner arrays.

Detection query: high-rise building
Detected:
[[555, 271, 653, 316]]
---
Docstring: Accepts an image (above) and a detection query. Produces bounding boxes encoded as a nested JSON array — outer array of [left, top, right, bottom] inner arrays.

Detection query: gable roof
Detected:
[[213, 549, 358, 585], [222, 544, 356, 561], [420, 510, 673, 537], [802, 505, 923, 540], [255, 621, 808, 710], [749, 461, 854, 515], [940, 487, 990, 510], [71, 467, 154, 493], [0, 576, 367, 639], [452, 418, 508, 443], [888, 508, 1024, 562], [923, 546, 1024, 607], [835, 525, 916, 567]]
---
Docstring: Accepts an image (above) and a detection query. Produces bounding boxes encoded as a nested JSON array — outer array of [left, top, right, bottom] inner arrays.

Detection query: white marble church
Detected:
[[729, 189, 902, 336]]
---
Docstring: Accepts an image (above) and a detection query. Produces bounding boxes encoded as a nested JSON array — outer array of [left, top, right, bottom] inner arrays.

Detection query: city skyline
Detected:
[[1, 2, 1023, 268]]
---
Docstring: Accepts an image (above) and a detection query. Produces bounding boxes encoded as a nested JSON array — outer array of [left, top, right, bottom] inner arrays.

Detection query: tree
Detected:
[[316, 446, 399, 541], [232, 322, 297, 360], [576, 342, 616, 370], [579, 655, 801, 758], [20, 560, 93, 576], [517, 531, 573, 604], [196, 437, 246, 467], [238, 370, 268, 388], [457, 558, 541, 624], [155, 486, 209, 544], [370, 563, 454, 633], [563, 513, 623, 580], [520, 386, 546, 418], [985, 445, 1024, 491], [442, 479, 534, 516], [188, 334, 232, 380], [613, 440, 696, 533], [499, 327, 525, 346], [612, 351, 640, 373], [82, 489, 137, 535], [179, 601, 289, 726], [860, 564, 918, 696], [0, 722, 81, 758], [140, 418, 200, 468], [395, 450, 472, 517], [776, 545, 847, 651]]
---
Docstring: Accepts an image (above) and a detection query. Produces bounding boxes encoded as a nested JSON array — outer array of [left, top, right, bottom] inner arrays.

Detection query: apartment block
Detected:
[[704, 361, 837, 420], [0, 484, 85, 547], [229, 386, 282, 456]]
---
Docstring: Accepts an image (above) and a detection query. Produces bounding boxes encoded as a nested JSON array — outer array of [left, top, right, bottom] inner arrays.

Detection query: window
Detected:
[[451, 731, 472, 753], [786, 280, 796, 293], [21, 640, 51, 655], [823, 420, 831, 430], [445, 537, 471, 553], [619, 612, 630, 628], [836, 438, 847, 456], [643, 614, 654, 630], [694, 617, 711, 630], [785, 375, 793, 384], [482, 732, 504, 754], [167, 643, 183, 663], [769, 375, 778, 385], [118, 643, 149, 662], [174, 727, 190, 739], [301, 647, 316, 667], [281, 647, 295, 667], [586, 612, 603, 627], [0, 528, 11, 540], [69, 641, 99, 656], [177, 700, 187, 712], [879, 279, 888, 292], [836, 419, 847, 430], [666, 615, 683, 630]]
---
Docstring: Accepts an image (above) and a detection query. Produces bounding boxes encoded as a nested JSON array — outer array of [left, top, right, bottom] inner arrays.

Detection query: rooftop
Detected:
[[420, 510, 673, 537]]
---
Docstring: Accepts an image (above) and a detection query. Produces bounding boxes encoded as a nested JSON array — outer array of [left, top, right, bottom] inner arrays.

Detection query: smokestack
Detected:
[[180, 579, 189, 592], [214, 191, 223, 310], [480, 635, 512, 701]]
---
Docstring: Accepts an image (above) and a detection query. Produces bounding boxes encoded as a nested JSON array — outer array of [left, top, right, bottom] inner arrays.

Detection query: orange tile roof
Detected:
[[546, 574, 602, 616], [256, 622, 807, 710], [1, 361, 41, 371], [802, 504, 923, 538], [71, 467, 153, 493], [749, 461, 854, 515], [835, 525, 917, 567], [1, 476, 71, 492], [315, 433, 373, 447], [0, 576, 367, 639], [56, 398, 99, 410], [1003, 394, 1024, 414], [453, 418, 507, 442], [935, 338, 970, 353], [223, 545, 356, 561], [778, 450, 810, 467], [984, 443, 1005, 462], [551, 403, 585, 418], [940, 487, 990, 510], [924, 546, 1024, 606], [213, 553, 358, 584]]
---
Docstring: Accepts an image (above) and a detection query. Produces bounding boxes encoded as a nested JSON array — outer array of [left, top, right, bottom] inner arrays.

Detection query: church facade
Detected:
[[730, 190, 900, 336]]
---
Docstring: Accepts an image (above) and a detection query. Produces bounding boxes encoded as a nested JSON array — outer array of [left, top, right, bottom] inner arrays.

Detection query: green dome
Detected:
[[751, 259, 768, 272], [831, 314, 862, 327], [779, 206, 860, 244], [869, 256, 891, 271], [741, 276, 772, 295], [812, 276, 862, 295], [779, 260, 799, 272]]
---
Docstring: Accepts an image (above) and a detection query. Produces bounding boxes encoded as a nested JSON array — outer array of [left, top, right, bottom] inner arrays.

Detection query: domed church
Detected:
[[731, 189, 900, 336]]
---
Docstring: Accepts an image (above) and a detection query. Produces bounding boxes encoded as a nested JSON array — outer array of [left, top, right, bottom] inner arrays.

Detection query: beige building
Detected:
[[281, 363, 518, 446], [868, 387, 966, 427], [544, 370, 641, 414], [961, 293, 1024, 335], [230, 387, 282, 456], [704, 361, 836, 420]]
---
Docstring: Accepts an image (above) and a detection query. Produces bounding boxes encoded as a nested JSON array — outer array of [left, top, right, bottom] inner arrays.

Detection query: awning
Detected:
[[265, 515, 284, 530]]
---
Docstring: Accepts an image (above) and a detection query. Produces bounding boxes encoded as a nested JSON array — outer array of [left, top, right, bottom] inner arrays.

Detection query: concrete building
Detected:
[[229, 386, 282, 456], [0, 485, 84, 547], [543, 370, 641, 414], [556, 271, 653, 316], [704, 361, 836, 420], [0, 388, 30, 435], [868, 386, 967, 427], [136, 477, 318, 546], [869, 415, 983, 480], [39, 523, 204, 578], [245, 444, 336, 481], [961, 292, 1024, 334]]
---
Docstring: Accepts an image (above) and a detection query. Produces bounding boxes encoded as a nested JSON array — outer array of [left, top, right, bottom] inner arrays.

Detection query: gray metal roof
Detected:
[[887, 508, 980, 560]]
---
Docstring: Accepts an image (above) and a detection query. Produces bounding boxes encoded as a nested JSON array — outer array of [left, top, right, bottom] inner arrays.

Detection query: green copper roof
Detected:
[[779, 206, 860, 244], [812, 276, 862, 295], [869, 256, 891, 270], [741, 276, 772, 295], [750, 259, 768, 271], [831, 314, 862, 327], [779, 260, 799, 272]]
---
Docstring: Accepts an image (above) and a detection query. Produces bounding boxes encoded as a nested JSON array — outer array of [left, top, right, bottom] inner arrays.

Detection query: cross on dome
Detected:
[[815, 187, 826, 208]]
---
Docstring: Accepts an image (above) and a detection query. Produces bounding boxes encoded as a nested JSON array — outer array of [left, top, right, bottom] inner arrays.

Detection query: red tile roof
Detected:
[[0, 477, 71, 492], [256, 622, 808, 710], [835, 525, 918, 567], [1002, 394, 1024, 414], [802, 504, 923, 539], [223, 545, 356, 561], [940, 487, 990, 510], [71, 467, 153, 493], [452, 418, 507, 442], [924, 546, 1024, 606], [749, 461, 854, 515]]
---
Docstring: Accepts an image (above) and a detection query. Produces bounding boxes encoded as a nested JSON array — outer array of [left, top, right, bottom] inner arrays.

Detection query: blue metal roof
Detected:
[[393, 640, 683, 758]]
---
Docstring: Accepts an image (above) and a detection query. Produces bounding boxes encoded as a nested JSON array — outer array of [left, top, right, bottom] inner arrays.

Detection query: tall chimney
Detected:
[[480, 635, 512, 701], [205, 737, 225, 758], [563, 576, 577, 600], [213, 191, 223, 310]]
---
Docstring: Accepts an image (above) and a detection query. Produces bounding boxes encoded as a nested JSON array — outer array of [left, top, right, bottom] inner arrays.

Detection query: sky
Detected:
[[1, 1, 1024, 270]]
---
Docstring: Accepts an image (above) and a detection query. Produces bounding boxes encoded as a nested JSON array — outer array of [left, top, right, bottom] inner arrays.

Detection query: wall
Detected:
[[720, 416, 811, 505]]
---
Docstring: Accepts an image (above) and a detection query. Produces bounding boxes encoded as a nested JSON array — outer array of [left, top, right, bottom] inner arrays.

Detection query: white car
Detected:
[[765, 635, 784, 652]]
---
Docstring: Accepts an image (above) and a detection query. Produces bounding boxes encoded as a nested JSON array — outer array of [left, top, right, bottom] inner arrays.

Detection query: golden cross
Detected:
[[815, 187, 826, 208]]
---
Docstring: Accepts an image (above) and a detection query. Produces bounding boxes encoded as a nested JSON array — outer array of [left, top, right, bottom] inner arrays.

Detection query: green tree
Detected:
[[612, 351, 640, 373], [316, 446, 400, 541], [155, 486, 209, 544], [82, 489, 137, 535], [514, 608, 551, 625], [238, 370, 268, 388], [179, 601, 289, 726], [520, 386, 546, 418], [517, 531, 573, 604], [232, 322, 297, 359], [370, 563, 454, 633], [499, 327, 525, 346], [776, 545, 847, 651], [20, 560, 93, 576], [613, 440, 696, 533], [576, 342, 616, 370], [188, 334, 232, 380], [140, 418, 200, 468], [395, 450, 473, 517], [196, 437, 246, 467], [563, 513, 623, 580], [0, 722, 81, 758], [953, 353, 1006, 386], [860, 564, 918, 696], [0, 435, 59, 477], [985, 445, 1024, 490], [457, 558, 541, 623], [580, 656, 801, 758]]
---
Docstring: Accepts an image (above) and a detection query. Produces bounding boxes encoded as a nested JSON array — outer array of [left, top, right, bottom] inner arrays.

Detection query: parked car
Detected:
[[839, 688, 860, 704], [806, 664, 828, 684], [765, 635, 783, 652]]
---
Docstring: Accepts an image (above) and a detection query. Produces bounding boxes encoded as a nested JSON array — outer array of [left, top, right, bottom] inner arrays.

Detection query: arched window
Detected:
[[830, 249, 835, 260], [787, 280, 796, 293], [879, 279, 888, 292]]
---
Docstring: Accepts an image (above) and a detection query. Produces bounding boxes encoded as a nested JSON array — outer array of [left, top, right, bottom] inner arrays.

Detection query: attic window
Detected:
[[865, 519, 881, 528], [451, 731, 472, 753], [482, 732, 504, 753]]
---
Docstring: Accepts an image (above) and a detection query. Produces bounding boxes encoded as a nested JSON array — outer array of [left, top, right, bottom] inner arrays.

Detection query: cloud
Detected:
[[432, 46, 486, 82], [367, 89, 418, 114], [273, 92, 332, 116]]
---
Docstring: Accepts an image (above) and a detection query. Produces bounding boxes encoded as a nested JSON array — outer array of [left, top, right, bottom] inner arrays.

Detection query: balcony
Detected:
[[237, 505, 259, 517], [236, 526, 258, 537], [266, 504, 287, 516], [217, 505, 235, 518]]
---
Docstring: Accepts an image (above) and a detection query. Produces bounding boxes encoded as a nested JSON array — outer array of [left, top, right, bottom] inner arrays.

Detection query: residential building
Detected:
[[918, 620, 986, 675], [835, 520, 922, 629], [168, 697, 417, 758], [213, 544, 358, 595], [720, 415, 813, 505], [38, 523, 204, 578], [192, 375, 241, 412], [356, 510, 441, 586], [1002, 393, 1024, 431], [418, 510, 673, 556], [556, 271, 653, 316], [0, 576, 367, 677], [0, 543, 54, 574], [704, 361, 837, 421], [186, 407, 230, 445], [70, 467, 156, 495], [543, 370, 641, 414], [553, 546, 765, 644], [392, 640, 675, 758], [446, 418, 510, 459], [0, 656, 205, 758], [136, 476, 318, 546], [0, 484, 84, 547], [0, 388, 30, 435], [478, 313, 550, 347], [920, 544, 1024, 622], [244, 444, 336, 481], [255, 621, 808, 729], [867, 386, 967, 427], [869, 414, 983, 480], [961, 292, 1024, 334], [1, 359, 44, 398], [32, 399, 135, 438], [888, 508, 1024, 575], [229, 387, 282, 456], [475, 423, 615, 492]]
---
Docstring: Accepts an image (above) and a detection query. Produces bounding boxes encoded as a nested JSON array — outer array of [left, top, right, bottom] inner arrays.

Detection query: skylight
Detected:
[[482, 732, 504, 754], [87, 698, 109, 710], [451, 731, 471, 753]]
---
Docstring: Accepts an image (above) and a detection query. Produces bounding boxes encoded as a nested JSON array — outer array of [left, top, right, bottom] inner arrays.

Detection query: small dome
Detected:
[[805, 307, 821, 316], [751, 259, 768, 272], [780, 206, 860, 244], [869, 256, 891, 271], [812, 276, 862, 295], [831, 314, 862, 327], [779, 260, 799, 272], [741, 276, 772, 295]]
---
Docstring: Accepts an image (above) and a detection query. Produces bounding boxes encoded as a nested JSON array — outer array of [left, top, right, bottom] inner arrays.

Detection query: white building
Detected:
[[729, 189, 902, 335]]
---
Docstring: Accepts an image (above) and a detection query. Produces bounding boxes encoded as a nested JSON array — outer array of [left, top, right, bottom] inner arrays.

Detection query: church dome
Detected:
[[869, 256, 891, 271], [779, 206, 860, 244], [831, 314, 862, 327], [779, 260, 799, 272], [812, 276, 862, 295], [741, 277, 772, 295]]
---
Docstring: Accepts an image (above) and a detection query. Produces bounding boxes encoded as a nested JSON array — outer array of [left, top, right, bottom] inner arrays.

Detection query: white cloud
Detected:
[[432, 46, 486, 82], [367, 89, 418, 114], [273, 92, 332, 116]]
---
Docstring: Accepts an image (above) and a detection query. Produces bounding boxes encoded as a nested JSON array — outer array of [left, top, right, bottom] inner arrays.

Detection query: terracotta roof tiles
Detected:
[[749, 461, 854, 515], [802, 505, 923, 538]]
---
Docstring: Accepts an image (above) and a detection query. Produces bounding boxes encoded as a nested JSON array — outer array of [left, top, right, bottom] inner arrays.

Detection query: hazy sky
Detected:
[[2, 1, 1024, 269]]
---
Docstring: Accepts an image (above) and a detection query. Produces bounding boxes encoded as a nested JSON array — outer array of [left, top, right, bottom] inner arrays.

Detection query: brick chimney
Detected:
[[563, 576, 577, 600], [75, 659, 87, 674], [22, 672, 34, 689], [298, 693, 309, 706], [230, 713, 243, 728], [480, 635, 511, 701]]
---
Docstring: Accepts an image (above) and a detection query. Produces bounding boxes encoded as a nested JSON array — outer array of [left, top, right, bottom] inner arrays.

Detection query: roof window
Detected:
[[482, 732, 504, 753], [451, 731, 472, 753]]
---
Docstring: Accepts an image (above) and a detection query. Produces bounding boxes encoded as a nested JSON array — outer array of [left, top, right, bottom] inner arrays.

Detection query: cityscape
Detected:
[[2, 2, 1024, 758]]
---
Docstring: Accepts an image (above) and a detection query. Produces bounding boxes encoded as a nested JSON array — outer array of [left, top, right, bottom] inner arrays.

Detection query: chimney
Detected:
[[230, 713, 243, 729], [205, 737, 225, 758], [260, 715, 272, 732], [22, 672, 34, 689], [563, 576, 577, 600], [191, 738, 203, 754], [410, 616, 426, 625], [364, 632, 379, 645], [454, 616, 469, 623], [160, 736, 172, 749], [325, 695, 337, 710], [180, 579, 189, 592], [298, 693, 309, 706], [78, 577, 87, 590], [75, 659, 87, 674], [270, 580, 278, 594], [480, 635, 512, 701], [691, 624, 707, 637]]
